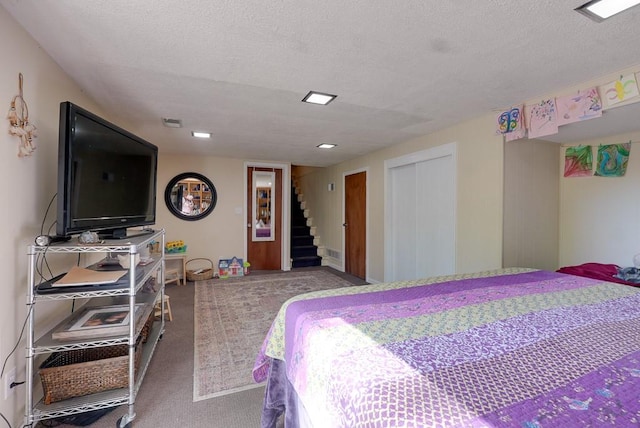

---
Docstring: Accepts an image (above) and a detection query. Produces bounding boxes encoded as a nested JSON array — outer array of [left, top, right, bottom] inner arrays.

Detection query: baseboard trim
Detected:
[[322, 259, 342, 271]]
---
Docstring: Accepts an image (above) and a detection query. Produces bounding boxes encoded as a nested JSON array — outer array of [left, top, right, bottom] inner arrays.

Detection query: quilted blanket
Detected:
[[253, 268, 640, 427]]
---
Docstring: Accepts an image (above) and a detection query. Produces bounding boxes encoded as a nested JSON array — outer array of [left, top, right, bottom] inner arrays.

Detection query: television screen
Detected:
[[56, 102, 158, 238]]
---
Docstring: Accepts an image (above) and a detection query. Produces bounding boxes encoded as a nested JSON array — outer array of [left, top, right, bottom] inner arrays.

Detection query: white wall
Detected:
[[559, 129, 640, 267]]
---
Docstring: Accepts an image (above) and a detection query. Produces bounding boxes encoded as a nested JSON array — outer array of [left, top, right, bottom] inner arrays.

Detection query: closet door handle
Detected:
[[343, 223, 347, 227]]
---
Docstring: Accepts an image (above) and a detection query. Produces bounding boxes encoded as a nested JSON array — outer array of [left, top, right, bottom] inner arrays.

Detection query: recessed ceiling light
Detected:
[[575, 0, 640, 21], [302, 91, 337, 105], [162, 118, 182, 128], [317, 143, 337, 149], [192, 131, 211, 138]]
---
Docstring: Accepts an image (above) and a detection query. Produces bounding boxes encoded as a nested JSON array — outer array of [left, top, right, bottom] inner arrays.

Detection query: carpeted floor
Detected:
[[38, 267, 364, 428], [193, 270, 358, 401]]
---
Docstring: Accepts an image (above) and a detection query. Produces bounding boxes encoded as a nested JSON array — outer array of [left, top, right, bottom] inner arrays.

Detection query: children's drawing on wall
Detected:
[[564, 145, 592, 177], [556, 87, 602, 126], [497, 105, 525, 141], [496, 106, 520, 134], [600, 74, 639, 107], [527, 99, 558, 139], [595, 142, 631, 177]]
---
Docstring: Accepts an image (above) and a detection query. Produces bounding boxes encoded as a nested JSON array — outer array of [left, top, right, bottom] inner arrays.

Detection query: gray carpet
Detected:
[[41, 267, 365, 428], [194, 270, 358, 402]]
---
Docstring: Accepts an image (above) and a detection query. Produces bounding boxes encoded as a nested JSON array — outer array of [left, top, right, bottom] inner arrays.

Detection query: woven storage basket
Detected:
[[140, 311, 154, 343], [186, 258, 214, 281], [39, 341, 141, 405]]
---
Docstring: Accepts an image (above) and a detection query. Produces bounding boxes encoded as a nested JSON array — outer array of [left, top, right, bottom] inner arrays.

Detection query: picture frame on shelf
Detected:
[[52, 303, 148, 341]]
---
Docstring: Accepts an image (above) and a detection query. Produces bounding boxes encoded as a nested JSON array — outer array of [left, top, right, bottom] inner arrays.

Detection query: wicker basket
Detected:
[[186, 258, 214, 281], [140, 311, 154, 343], [39, 341, 141, 405]]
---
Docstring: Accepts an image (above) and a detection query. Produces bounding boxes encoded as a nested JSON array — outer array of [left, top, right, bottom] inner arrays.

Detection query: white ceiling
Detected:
[[3, 0, 640, 166]]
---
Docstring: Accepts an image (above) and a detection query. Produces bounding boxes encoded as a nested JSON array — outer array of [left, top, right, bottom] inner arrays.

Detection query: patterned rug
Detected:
[[193, 269, 357, 402]]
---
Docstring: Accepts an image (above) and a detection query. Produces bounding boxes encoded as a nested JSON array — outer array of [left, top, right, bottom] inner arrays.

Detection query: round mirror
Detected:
[[164, 172, 217, 221]]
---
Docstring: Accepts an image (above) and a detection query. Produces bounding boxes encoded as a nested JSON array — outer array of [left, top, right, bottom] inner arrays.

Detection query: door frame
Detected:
[[342, 167, 369, 281], [244, 161, 291, 271], [383, 142, 457, 282]]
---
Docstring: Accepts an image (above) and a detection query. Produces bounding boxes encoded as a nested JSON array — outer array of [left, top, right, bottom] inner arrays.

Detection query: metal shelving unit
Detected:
[[24, 229, 166, 428]]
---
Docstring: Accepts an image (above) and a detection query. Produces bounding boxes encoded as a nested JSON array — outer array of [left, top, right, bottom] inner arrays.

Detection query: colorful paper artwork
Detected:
[[496, 106, 523, 135], [505, 127, 526, 141], [527, 99, 558, 139], [595, 142, 631, 177], [556, 87, 602, 126], [564, 145, 593, 177], [600, 74, 639, 107]]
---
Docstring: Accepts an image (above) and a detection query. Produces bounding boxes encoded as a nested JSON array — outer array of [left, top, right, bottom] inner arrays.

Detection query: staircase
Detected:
[[290, 185, 322, 268]]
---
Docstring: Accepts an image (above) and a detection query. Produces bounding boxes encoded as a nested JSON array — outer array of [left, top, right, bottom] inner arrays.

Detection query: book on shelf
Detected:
[[53, 266, 127, 287]]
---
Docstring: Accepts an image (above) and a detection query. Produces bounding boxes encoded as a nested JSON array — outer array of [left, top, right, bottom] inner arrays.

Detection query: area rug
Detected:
[[193, 269, 357, 402]]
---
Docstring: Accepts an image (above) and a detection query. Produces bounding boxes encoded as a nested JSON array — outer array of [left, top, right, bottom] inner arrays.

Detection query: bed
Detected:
[[253, 267, 640, 427]]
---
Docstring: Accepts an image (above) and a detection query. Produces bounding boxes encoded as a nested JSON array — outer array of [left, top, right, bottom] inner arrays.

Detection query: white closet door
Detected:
[[389, 163, 417, 281], [415, 156, 455, 278], [385, 144, 456, 282]]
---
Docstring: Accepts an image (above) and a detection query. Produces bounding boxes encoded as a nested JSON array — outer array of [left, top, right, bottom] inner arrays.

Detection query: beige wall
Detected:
[[0, 9, 251, 424], [299, 64, 640, 283], [559, 129, 640, 267], [156, 154, 246, 270], [4, 2, 640, 423], [503, 140, 560, 271], [297, 115, 505, 283], [0, 7, 118, 424]]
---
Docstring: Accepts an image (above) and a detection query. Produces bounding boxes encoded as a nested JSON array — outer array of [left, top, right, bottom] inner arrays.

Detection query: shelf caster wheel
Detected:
[[117, 415, 132, 428]]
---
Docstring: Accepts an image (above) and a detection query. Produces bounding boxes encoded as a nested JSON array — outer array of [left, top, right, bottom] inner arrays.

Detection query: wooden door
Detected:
[[345, 171, 366, 279], [247, 167, 282, 270]]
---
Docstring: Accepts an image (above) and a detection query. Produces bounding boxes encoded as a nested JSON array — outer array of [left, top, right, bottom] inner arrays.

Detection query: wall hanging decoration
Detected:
[[496, 106, 521, 135], [556, 87, 602, 126], [595, 142, 631, 177], [564, 145, 593, 177], [7, 73, 37, 157], [527, 98, 558, 139], [600, 74, 639, 107]]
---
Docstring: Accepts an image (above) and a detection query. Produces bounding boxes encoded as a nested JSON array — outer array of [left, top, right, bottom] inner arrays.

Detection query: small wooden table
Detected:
[[157, 253, 187, 286]]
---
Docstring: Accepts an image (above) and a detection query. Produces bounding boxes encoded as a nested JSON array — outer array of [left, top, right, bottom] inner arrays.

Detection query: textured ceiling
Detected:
[[2, 0, 640, 166]]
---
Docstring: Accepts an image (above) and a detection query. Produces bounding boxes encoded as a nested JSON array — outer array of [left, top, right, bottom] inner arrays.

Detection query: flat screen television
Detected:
[[56, 101, 158, 239]]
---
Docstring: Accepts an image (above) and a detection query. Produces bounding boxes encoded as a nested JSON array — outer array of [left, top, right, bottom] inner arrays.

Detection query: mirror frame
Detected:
[[164, 172, 217, 221], [252, 170, 276, 242]]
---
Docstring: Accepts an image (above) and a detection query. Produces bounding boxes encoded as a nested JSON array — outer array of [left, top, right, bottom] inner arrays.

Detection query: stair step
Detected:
[[291, 245, 318, 257], [291, 225, 311, 236], [291, 235, 314, 246], [291, 182, 319, 268], [291, 218, 307, 227], [292, 255, 322, 268]]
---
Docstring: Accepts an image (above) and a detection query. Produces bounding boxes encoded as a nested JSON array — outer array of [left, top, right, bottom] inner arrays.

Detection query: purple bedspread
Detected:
[[253, 268, 640, 427]]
